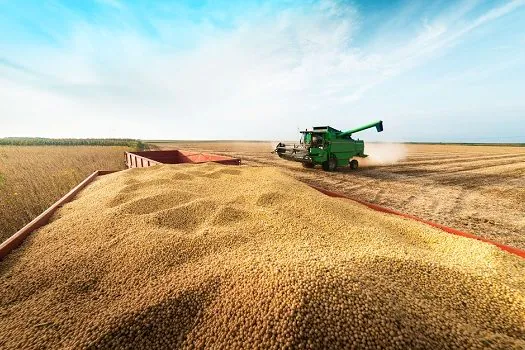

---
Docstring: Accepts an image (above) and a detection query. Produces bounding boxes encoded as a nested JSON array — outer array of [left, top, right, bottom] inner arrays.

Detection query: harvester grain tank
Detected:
[[274, 120, 383, 171]]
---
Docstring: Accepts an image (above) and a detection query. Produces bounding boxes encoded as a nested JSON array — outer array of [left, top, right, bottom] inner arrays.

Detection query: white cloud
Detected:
[[0, 0, 524, 140]]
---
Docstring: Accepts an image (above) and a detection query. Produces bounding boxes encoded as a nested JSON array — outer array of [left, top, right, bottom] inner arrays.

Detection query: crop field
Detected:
[[153, 142, 525, 249], [2, 162, 524, 349], [0, 146, 129, 244], [1, 143, 524, 349]]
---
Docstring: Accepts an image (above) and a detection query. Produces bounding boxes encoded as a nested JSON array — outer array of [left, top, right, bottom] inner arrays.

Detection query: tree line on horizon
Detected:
[[0, 137, 146, 149]]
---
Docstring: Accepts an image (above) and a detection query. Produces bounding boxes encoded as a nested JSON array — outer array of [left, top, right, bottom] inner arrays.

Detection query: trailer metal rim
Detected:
[[0, 170, 118, 260]]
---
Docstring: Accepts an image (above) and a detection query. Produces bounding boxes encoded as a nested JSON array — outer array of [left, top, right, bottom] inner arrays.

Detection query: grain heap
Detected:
[[1, 163, 524, 349]]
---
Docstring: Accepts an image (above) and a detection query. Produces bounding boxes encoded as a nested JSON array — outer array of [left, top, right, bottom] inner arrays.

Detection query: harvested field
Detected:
[[154, 142, 525, 249], [1, 164, 524, 349]]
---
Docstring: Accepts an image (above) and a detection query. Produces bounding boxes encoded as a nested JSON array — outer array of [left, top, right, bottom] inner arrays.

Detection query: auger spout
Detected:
[[339, 120, 383, 138]]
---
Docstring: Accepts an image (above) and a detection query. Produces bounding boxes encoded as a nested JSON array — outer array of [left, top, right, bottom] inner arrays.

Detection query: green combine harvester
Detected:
[[274, 120, 383, 171]]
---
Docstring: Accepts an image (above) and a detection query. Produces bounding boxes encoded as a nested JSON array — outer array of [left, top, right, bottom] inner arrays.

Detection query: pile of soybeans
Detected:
[[1, 163, 524, 349]]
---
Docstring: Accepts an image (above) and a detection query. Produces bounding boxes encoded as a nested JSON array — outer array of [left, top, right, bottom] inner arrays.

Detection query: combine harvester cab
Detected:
[[275, 120, 383, 171]]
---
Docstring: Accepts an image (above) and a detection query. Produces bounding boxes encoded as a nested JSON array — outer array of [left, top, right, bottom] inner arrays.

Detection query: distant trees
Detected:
[[0, 138, 146, 150]]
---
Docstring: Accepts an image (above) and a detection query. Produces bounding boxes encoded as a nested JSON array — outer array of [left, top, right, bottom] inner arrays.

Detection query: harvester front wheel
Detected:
[[323, 157, 337, 172], [302, 163, 314, 169], [349, 159, 359, 170]]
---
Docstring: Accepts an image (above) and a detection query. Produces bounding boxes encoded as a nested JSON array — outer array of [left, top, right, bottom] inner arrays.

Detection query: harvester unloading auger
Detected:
[[274, 120, 383, 171]]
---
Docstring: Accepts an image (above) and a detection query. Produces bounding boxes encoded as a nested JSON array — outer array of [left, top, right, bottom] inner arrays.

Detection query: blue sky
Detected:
[[1, 0, 524, 141]]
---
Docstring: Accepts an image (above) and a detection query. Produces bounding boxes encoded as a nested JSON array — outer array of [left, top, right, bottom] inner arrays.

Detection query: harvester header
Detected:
[[274, 120, 384, 171]]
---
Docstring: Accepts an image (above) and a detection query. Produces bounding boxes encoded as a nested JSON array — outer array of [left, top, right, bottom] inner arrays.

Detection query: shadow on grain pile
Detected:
[[1, 163, 525, 349]]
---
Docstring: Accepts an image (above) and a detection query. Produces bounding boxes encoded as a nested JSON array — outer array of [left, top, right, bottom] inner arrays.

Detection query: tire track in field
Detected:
[[391, 156, 525, 178], [453, 161, 525, 175], [397, 153, 525, 167]]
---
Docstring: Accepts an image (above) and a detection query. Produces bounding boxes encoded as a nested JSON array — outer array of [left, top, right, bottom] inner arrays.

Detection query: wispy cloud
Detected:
[[340, 0, 525, 101], [1, 0, 524, 140]]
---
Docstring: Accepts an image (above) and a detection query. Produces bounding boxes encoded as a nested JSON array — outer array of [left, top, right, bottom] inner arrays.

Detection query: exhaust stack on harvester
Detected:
[[274, 120, 383, 171]]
